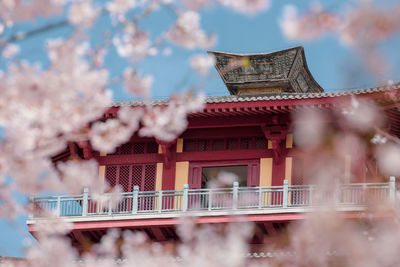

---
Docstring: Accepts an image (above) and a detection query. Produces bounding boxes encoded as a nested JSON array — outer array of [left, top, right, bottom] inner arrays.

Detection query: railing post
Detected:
[[108, 195, 112, 215], [335, 182, 341, 205], [158, 191, 163, 213], [389, 176, 396, 202], [132, 186, 139, 214], [233, 182, 239, 210], [82, 188, 88, 216], [309, 186, 313, 206], [56, 196, 61, 217], [283, 180, 289, 208], [183, 184, 189, 211], [208, 189, 212, 211], [28, 196, 34, 219], [258, 186, 262, 208]]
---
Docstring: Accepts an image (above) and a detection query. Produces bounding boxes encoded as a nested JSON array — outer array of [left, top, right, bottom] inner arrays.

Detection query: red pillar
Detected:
[[161, 143, 177, 190], [272, 159, 286, 186]]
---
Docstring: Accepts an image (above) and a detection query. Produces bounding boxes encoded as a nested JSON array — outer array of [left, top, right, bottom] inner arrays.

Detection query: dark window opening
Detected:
[[254, 137, 267, 149], [133, 142, 145, 154], [201, 165, 248, 188], [183, 137, 268, 152], [109, 141, 159, 155], [183, 140, 196, 152], [212, 139, 225, 151], [105, 164, 156, 192]]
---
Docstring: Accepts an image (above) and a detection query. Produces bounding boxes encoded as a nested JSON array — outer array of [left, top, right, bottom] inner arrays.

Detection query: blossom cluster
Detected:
[[1, 0, 400, 265]]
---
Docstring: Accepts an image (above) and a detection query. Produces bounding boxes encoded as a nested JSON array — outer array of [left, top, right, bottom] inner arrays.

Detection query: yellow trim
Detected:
[[285, 157, 293, 185], [176, 138, 183, 153], [285, 157, 293, 206], [100, 152, 107, 156], [98, 165, 105, 180], [286, 134, 293, 148], [97, 165, 106, 212], [259, 158, 273, 187], [175, 162, 189, 190], [158, 144, 162, 154], [156, 163, 163, 191], [260, 158, 273, 206], [267, 140, 272, 149]]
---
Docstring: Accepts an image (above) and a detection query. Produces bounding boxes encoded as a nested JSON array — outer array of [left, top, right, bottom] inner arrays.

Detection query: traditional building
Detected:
[[28, 47, 400, 253]]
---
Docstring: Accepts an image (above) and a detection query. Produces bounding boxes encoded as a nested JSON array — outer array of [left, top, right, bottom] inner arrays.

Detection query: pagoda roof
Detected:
[[207, 46, 324, 95]]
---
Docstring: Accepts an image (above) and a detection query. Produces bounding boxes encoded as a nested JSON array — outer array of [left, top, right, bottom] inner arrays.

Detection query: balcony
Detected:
[[29, 177, 396, 222]]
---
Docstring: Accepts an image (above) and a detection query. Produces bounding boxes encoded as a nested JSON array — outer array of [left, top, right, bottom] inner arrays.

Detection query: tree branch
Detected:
[[0, 19, 71, 47]]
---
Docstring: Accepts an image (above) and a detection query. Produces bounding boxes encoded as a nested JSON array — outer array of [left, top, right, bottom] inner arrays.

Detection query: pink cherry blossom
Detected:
[[280, 4, 339, 41], [57, 159, 105, 194], [165, 10, 216, 49], [376, 144, 400, 176], [339, 5, 400, 47], [2, 43, 19, 58], [139, 92, 205, 141], [190, 54, 215, 76], [184, 0, 212, 10], [68, 1, 98, 27], [219, 0, 270, 15], [118, 106, 144, 130], [106, 0, 137, 20], [113, 30, 152, 61], [123, 68, 153, 98], [90, 119, 133, 154], [0, 0, 63, 24], [341, 96, 383, 132]]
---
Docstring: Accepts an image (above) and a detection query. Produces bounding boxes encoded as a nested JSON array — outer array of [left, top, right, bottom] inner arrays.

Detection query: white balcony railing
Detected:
[[30, 177, 396, 218]]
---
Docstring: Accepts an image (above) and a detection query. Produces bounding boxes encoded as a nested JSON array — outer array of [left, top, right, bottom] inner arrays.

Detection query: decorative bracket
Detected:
[[156, 139, 176, 169], [77, 141, 93, 159], [261, 123, 288, 165]]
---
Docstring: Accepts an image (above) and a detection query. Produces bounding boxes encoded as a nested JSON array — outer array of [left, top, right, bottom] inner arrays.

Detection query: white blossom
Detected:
[[113, 30, 152, 61], [106, 0, 137, 20], [184, 0, 212, 10], [280, 4, 339, 41], [371, 134, 387, 145], [123, 68, 153, 98], [68, 1, 98, 27], [165, 10, 216, 49], [118, 107, 143, 135], [338, 5, 400, 47], [90, 119, 133, 154], [190, 54, 215, 76], [376, 144, 400, 176], [140, 92, 205, 141], [219, 0, 270, 15], [342, 96, 382, 132], [0, 0, 63, 24], [57, 160, 105, 194], [2, 43, 19, 58]]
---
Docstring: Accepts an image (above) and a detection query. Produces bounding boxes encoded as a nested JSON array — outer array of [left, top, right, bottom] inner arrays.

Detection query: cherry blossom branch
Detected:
[[0, 19, 70, 47]]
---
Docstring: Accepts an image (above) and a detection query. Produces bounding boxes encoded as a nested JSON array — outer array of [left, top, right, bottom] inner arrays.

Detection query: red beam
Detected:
[[151, 227, 167, 242], [176, 149, 275, 162], [97, 154, 163, 165]]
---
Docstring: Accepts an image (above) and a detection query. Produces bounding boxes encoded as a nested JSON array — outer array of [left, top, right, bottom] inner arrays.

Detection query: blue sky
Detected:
[[1, 0, 400, 258]]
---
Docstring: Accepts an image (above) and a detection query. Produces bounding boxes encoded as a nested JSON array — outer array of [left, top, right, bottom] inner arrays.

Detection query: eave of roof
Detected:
[[111, 83, 400, 107]]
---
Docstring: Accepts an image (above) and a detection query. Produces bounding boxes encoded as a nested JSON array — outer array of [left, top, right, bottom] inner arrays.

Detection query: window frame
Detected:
[[188, 160, 260, 189]]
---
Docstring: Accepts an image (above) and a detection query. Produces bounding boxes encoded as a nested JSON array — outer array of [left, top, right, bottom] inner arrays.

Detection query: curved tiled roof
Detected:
[[112, 83, 400, 107]]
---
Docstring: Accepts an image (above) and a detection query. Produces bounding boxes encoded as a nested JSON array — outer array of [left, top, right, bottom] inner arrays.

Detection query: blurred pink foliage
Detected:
[[0, 0, 400, 265]]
